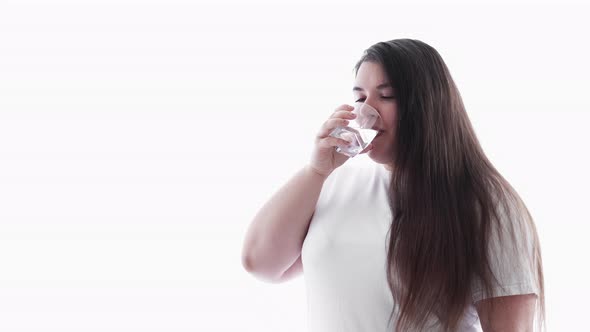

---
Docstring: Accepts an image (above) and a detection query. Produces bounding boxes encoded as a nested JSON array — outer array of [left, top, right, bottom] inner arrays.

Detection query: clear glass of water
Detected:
[[329, 102, 381, 158]]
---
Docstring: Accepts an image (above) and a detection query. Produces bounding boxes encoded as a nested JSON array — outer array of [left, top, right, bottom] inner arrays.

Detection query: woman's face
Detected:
[[353, 61, 398, 170]]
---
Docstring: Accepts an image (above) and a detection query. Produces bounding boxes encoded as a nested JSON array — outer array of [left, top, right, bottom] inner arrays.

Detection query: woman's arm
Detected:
[[241, 165, 328, 282], [475, 294, 537, 332]]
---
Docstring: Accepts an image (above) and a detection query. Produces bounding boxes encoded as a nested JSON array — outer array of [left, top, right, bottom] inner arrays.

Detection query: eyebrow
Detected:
[[352, 83, 392, 91]]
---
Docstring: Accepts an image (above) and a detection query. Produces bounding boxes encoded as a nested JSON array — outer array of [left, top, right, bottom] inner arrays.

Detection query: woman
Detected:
[[242, 38, 545, 331]]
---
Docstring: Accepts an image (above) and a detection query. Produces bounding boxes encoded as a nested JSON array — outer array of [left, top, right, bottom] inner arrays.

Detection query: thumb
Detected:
[[360, 143, 373, 154]]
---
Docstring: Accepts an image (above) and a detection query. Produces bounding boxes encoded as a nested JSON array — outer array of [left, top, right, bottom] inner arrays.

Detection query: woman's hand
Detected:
[[307, 104, 373, 177]]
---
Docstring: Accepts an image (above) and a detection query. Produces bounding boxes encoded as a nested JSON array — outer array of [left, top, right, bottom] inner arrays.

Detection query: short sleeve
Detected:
[[471, 202, 541, 303]]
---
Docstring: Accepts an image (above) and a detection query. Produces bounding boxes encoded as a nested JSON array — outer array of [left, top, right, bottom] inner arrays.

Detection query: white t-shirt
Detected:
[[301, 155, 540, 332]]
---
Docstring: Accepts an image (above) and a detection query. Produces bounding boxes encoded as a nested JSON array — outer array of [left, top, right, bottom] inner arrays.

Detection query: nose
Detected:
[[360, 99, 383, 130], [357, 109, 381, 130]]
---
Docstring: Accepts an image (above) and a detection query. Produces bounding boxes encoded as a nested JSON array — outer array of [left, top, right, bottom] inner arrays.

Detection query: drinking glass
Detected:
[[328, 102, 381, 158]]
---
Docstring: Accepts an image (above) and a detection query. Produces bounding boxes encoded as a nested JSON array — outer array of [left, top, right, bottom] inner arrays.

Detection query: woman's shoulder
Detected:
[[471, 195, 541, 303]]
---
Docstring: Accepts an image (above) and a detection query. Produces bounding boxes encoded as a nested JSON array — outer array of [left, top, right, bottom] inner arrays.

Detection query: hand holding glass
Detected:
[[328, 102, 381, 158]]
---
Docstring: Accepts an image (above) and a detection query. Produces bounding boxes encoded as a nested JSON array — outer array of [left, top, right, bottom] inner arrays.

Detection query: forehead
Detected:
[[353, 61, 391, 91]]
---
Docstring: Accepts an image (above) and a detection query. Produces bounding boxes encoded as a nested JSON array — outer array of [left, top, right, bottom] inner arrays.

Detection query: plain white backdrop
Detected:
[[0, 0, 588, 331]]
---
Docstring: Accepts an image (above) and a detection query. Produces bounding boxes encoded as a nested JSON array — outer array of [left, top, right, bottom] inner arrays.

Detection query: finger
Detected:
[[317, 136, 353, 149], [359, 143, 373, 154], [330, 110, 357, 119], [334, 104, 354, 113], [317, 118, 350, 138]]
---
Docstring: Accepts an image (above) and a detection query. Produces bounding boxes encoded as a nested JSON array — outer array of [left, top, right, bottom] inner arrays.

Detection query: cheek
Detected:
[[383, 114, 397, 131], [381, 107, 397, 122]]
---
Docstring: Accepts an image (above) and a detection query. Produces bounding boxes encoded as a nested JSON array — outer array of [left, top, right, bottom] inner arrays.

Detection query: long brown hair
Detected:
[[354, 39, 545, 331]]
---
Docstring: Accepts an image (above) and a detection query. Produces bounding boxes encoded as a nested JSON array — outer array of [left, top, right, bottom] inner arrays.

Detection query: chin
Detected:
[[367, 144, 395, 166], [367, 150, 387, 164]]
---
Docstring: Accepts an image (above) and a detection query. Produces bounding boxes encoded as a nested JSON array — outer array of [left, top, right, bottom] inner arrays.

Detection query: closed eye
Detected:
[[355, 96, 396, 102]]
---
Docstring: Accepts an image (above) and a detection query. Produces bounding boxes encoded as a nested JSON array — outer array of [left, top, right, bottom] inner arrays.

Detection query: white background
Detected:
[[0, 0, 588, 331]]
